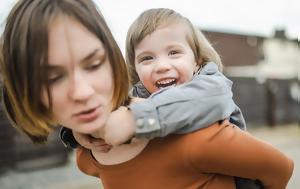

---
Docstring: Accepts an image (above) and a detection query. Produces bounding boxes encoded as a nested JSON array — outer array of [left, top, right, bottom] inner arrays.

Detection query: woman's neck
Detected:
[[91, 138, 149, 165]]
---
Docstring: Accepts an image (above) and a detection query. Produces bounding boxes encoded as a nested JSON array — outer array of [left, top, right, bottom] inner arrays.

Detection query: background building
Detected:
[[205, 29, 299, 126]]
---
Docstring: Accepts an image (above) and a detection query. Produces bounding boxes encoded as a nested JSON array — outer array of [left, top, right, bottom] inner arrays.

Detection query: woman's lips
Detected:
[[74, 107, 100, 123]]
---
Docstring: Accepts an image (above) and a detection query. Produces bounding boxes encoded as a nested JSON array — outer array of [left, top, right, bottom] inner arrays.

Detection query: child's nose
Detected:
[[154, 59, 171, 74]]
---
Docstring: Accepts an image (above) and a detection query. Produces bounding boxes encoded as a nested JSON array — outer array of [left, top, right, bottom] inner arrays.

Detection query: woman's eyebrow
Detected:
[[44, 65, 62, 73], [47, 48, 104, 67], [80, 48, 102, 63]]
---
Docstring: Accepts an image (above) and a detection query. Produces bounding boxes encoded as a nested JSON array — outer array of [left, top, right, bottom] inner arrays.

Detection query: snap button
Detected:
[[136, 118, 144, 129], [148, 118, 155, 125]]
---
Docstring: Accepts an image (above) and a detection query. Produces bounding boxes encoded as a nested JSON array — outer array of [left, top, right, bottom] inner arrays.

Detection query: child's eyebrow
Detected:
[[166, 44, 184, 49], [135, 51, 152, 59]]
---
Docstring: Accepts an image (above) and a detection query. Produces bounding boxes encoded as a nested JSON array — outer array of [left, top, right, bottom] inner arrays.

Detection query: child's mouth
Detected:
[[155, 78, 177, 89]]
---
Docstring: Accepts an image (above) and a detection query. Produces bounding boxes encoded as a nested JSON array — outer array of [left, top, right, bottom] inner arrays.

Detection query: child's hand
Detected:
[[104, 106, 136, 146], [73, 131, 112, 153], [220, 119, 231, 127]]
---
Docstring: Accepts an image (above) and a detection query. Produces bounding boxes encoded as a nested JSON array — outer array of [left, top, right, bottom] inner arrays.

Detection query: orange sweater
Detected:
[[77, 123, 293, 189]]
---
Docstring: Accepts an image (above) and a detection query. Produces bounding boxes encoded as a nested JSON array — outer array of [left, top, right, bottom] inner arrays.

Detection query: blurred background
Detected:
[[0, 0, 299, 189]]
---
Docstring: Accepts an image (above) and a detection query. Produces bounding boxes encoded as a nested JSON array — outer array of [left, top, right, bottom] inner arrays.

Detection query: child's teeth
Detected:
[[156, 79, 176, 89]]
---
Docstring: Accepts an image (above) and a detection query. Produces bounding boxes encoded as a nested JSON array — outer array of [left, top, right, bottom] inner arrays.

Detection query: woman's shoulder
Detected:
[[182, 122, 244, 157], [185, 122, 236, 139]]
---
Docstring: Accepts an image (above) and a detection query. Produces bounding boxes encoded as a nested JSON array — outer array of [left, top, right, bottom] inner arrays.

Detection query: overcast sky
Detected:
[[95, 0, 299, 51], [1, 0, 299, 52]]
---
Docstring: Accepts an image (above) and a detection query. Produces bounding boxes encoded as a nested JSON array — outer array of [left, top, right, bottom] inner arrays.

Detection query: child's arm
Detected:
[[190, 122, 294, 189], [130, 62, 245, 139], [102, 63, 244, 145]]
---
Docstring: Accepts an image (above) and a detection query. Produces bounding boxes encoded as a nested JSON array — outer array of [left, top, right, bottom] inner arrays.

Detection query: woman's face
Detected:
[[42, 17, 114, 135]]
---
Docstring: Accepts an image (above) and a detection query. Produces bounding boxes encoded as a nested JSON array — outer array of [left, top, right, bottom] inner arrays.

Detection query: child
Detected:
[[1, 2, 293, 189]]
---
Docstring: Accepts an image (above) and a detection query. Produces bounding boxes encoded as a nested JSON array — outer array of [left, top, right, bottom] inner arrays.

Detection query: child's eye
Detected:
[[139, 56, 153, 63], [168, 50, 180, 56]]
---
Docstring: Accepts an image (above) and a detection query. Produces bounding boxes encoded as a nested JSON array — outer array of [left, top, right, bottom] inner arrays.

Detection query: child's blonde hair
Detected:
[[126, 8, 222, 84]]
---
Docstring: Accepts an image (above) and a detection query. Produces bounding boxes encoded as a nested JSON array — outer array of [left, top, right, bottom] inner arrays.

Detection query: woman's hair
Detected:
[[126, 8, 222, 84], [0, 0, 129, 143]]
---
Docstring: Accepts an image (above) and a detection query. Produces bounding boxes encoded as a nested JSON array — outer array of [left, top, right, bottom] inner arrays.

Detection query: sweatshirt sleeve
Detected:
[[129, 63, 245, 139], [189, 123, 294, 189]]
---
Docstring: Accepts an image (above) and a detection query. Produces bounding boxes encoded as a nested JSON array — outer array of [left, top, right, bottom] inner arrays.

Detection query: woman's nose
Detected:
[[68, 73, 94, 102]]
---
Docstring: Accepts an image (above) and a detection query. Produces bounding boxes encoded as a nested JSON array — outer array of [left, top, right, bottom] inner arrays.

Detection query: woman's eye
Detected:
[[86, 60, 102, 70], [48, 74, 63, 84]]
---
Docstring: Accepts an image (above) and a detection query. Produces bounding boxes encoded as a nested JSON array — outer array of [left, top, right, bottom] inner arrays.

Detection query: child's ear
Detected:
[[193, 64, 200, 74], [193, 59, 203, 74]]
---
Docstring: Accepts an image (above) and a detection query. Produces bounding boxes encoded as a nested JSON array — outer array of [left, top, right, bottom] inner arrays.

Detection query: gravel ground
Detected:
[[0, 124, 299, 189]]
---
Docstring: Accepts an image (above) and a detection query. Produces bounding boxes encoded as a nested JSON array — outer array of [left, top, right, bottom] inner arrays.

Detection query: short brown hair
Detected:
[[0, 0, 129, 143], [126, 8, 222, 84]]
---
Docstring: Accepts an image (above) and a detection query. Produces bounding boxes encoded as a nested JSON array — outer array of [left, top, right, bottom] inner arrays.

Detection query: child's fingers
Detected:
[[220, 119, 230, 127], [90, 138, 112, 152], [92, 144, 112, 153], [90, 138, 108, 145], [73, 132, 93, 146]]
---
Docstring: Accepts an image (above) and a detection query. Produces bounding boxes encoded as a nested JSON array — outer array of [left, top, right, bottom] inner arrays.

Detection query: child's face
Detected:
[[134, 23, 198, 93], [41, 17, 114, 135]]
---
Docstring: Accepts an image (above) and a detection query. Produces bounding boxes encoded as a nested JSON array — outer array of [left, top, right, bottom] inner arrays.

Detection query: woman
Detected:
[[0, 0, 293, 188]]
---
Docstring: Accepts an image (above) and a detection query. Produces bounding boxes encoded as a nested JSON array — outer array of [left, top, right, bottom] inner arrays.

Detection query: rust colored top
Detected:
[[77, 123, 293, 189]]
